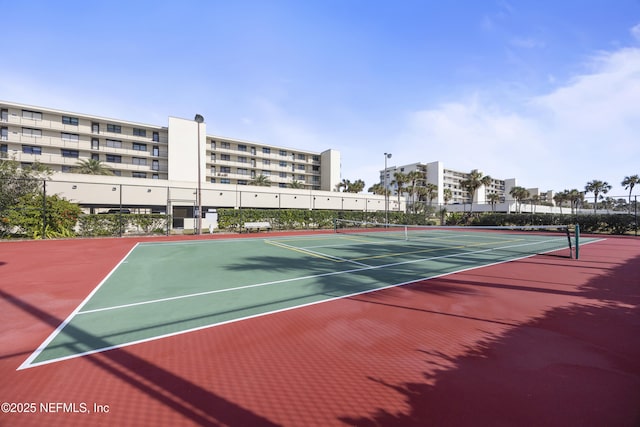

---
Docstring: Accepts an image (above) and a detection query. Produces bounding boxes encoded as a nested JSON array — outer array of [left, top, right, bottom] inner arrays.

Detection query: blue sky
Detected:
[[2, 0, 640, 196]]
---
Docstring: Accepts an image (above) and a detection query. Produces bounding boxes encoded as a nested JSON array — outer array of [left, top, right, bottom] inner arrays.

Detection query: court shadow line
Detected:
[[0, 288, 279, 427]]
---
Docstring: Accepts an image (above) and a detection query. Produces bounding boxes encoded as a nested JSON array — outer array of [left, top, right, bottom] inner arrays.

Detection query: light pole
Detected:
[[384, 152, 392, 224], [194, 114, 204, 235]]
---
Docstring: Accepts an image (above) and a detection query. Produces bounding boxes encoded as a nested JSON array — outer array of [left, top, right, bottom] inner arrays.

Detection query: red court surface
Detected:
[[1, 234, 639, 426]]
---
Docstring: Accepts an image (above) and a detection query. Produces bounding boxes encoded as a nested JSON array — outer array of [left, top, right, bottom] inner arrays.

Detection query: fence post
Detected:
[[42, 180, 47, 239], [575, 223, 580, 260], [635, 195, 638, 237]]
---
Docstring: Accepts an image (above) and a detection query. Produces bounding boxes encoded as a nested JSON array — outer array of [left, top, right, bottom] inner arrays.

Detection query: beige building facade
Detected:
[[0, 101, 339, 191], [1, 101, 401, 229]]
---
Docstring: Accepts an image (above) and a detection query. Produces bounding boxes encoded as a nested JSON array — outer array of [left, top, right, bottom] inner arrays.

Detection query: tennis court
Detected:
[[2, 226, 639, 426], [23, 224, 590, 368]]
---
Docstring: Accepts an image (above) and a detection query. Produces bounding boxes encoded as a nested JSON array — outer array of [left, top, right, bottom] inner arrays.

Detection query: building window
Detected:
[[312, 165, 320, 172], [262, 159, 270, 166], [297, 154, 306, 160], [279, 150, 287, 156], [107, 124, 121, 133], [221, 141, 231, 149], [220, 178, 230, 184], [210, 178, 216, 183], [106, 139, 122, 148], [1, 109, 8, 121], [91, 122, 100, 133], [279, 172, 287, 178], [237, 168, 248, 176], [22, 128, 42, 138], [152, 146, 159, 156], [0, 144, 8, 153], [152, 160, 159, 171], [221, 154, 230, 161], [61, 149, 79, 158], [279, 183, 287, 188], [132, 172, 147, 178], [210, 141, 216, 150], [112, 170, 122, 176], [298, 175, 305, 180], [237, 180, 248, 185], [238, 144, 247, 152], [106, 154, 122, 163], [262, 170, 271, 176], [279, 161, 287, 168], [1, 127, 8, 140], [62, 116, 79, 125], [22, 145, 42, 155], [132, 143, 147, 151], [152, 131, 159, 142], [238, 156, 247, 163], [262, 147, 271, 154], [91, 138, 99, 150], [61, 132, 79, 141], [312, 155, 320, 161], [297, 164, 305, 171], [153, 174, 159, 179], [91, 153, 99, 160], [61, 165, 71, 172], [220, 166, 231, 174], [22, 110, 42, 120], [132, 157, 147, 166], [133, 128, 146, 137]]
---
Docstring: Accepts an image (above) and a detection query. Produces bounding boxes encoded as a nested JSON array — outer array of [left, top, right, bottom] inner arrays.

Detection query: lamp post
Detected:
[[384, 152, 392, 225], [194, 114, 204, 235]]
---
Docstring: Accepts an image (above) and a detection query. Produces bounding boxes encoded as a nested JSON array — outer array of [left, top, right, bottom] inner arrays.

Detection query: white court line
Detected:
[[20, 236, 604, 369], [69, 237, 571, 316], [265, 239, 372, 268], [18, 242, 143, 370]]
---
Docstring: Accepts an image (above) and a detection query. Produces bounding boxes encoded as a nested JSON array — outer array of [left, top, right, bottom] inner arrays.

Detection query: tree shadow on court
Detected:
[[337, 251, 640, 426], [0, 288, 280, 427]]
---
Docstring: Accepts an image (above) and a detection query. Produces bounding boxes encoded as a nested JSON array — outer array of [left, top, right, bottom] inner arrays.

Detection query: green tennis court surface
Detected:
[[21, 228, 597, 369]]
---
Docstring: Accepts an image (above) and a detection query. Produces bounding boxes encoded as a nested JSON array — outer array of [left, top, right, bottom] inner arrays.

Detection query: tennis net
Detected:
[[334, 219, 577, 259]]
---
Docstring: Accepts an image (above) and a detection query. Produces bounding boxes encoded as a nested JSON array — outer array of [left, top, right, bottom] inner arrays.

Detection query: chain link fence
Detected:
[[2, 177, 638, 238]]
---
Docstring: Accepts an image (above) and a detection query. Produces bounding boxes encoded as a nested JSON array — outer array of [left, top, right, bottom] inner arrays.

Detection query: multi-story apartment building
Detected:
[[381, 160, 540, 206], [1, 101, 401, 230], [0, 101, 340, 191]]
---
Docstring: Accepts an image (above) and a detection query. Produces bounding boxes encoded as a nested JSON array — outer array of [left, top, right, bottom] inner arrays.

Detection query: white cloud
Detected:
[[392, 47, 640, 196]]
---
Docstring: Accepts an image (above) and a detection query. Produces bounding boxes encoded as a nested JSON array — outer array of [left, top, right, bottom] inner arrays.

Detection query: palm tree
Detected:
[[622, 175, 639, 212], [288, 180, 304, 189], [585, 180, 612, 213], [391, 172, 408, 212], [425, 183, 438, 207], [337, 178, 351, 192], [368, 183, 388, 196], [73, 159, 113, 175], [249, 174, 272, 186], [443, 188, 452, 206], [553, 191, 569, 214], [337, 178, 365, 193], [509, 186, 530, 213], [460, 170, 491, 212], [487, 193, 500, 212], [406, 170, 425, 213], [346, 179, 365, 193], [567, 189, 583, 214]]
